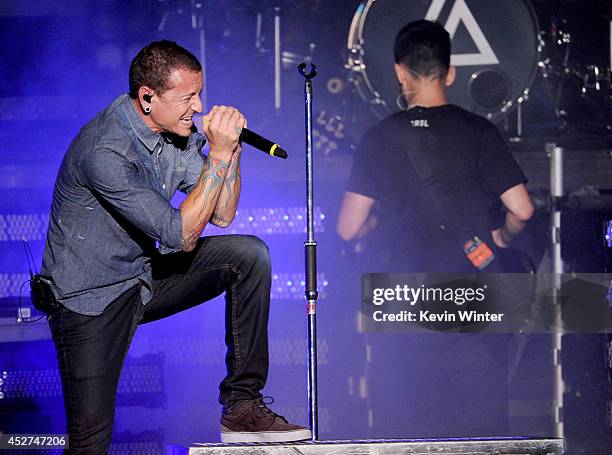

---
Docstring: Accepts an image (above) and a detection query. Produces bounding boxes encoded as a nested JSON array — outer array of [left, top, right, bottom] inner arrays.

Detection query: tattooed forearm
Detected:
[[192, 157, 228, 205], [211, 150, 241, 228], [179, 156, 229, 251], [218, 153, 241, 209]]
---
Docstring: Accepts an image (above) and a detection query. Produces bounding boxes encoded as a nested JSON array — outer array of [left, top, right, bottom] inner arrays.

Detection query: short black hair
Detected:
[[393, 20, 450, 80], [129, 40, 201, 99]]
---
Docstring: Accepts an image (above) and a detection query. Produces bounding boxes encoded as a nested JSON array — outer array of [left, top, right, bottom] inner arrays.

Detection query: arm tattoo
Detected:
[[193, 157, 228, 205], [180, 156, 229, 249], [220, 154, 240, 208]]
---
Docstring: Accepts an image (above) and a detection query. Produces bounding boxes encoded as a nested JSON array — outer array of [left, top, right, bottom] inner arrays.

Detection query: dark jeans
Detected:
[[48, 235, 271, 454]]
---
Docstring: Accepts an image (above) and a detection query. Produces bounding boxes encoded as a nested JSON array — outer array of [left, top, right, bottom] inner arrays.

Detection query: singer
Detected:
[[40, 40, 310, 453]]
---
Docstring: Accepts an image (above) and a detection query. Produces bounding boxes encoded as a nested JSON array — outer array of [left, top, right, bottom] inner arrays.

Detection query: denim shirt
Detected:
[[41, 94, 206, 315]]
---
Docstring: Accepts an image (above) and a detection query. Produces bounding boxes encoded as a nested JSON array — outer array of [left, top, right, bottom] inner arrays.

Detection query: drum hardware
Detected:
[[253, 5, 317, 112], [250, 6, 286, 110], [255, 6, 284, 55], [313, 110, 351, 156], [468, 68, 512, 112], [157, 0, 208, 112], [281, 44, 316, 69], [255, 11, 266, 51], [581, 65, 609, 96], [326, 78, 344, 95], [537, 16, 611, 133]]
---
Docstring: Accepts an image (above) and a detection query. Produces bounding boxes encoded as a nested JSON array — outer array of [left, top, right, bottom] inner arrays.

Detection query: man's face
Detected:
[[147, 69, 203, 137]]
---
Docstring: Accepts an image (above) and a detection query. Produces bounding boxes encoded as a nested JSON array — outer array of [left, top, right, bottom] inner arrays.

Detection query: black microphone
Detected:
[[236, 127, 288, 159]]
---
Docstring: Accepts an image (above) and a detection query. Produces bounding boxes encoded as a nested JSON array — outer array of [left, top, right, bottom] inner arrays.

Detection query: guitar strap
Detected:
[[397, 120, 498, 271]]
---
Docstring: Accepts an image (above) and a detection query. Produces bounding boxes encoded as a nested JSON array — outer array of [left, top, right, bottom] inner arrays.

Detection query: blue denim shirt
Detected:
[[41, 94, 206, 315]]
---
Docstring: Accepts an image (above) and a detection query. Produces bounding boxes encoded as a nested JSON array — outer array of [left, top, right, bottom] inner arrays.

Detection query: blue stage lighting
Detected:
[[205, 206, 326, 236], [0, 207, 326, 241], [271, 273, 328, 300]]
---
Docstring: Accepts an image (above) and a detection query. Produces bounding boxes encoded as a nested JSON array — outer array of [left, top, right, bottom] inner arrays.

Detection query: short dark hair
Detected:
[[129, 40, 201, 99], [393, 20, 450, 80]]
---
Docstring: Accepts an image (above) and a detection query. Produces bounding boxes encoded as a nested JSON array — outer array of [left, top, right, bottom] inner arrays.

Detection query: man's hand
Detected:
[[179, 105, 247, 251], [202, 105, 247, 162], [492, 183, 535, 249], [491, 228, 509, 249]]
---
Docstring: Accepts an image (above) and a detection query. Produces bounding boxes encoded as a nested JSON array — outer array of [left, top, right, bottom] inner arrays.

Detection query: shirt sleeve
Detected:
[[477, 124, 527, 196], [80, 146, 183, 251], [178, 148, 206, 195], [345, 127, 381, 199]]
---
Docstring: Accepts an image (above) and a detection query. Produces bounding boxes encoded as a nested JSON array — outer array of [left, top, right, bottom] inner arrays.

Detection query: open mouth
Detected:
[[180, 116, 193, 126]]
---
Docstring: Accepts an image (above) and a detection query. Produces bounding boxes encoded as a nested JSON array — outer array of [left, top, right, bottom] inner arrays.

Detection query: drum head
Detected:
[[348, 0, 540, 121]]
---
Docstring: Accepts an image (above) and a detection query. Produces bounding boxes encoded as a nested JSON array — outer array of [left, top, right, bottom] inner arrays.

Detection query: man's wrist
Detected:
[[492, 228, 509, 248], [499, 226, 514, 245], [208, 147, 234, 164]]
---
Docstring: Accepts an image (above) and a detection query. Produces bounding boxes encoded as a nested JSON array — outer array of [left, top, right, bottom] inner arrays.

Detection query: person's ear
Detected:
[[394, 63, 405, 86], [138, 86, 155, 114], [445, 65, 456, 87]]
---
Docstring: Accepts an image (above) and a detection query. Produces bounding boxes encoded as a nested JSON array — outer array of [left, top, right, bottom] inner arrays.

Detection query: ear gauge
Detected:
[[142, 93, 153, 114]]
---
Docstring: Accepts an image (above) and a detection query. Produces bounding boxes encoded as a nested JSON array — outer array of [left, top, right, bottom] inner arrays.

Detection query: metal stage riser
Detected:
[[168, 438, 564, 455]]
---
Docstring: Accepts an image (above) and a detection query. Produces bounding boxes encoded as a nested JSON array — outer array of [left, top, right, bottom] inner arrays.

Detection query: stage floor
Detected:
[[168, 437, 564, 454]]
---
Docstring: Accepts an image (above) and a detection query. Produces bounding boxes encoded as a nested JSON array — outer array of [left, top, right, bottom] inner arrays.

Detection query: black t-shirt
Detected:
[[346, 104, 526, 272]]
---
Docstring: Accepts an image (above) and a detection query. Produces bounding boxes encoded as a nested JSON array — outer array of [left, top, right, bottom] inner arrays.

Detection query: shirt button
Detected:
[[440, 225, 446, 230], [162, 184, 166, 189]]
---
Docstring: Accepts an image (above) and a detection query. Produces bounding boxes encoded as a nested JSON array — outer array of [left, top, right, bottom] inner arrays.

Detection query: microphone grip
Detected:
[[238, 128, 288, 159]]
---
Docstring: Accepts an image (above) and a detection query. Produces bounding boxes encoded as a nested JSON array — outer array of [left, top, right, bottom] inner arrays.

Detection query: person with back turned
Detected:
[[336, 20, 535, 437], [337, 20, 534, 271], [40, 40, 310, 453]]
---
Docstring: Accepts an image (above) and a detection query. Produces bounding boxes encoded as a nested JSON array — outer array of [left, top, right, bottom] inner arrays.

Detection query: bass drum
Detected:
[[347, 0, 540, 122]]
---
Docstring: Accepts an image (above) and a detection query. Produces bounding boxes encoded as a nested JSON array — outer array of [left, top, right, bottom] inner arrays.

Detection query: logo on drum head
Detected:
[[425, 0, 499, 66]]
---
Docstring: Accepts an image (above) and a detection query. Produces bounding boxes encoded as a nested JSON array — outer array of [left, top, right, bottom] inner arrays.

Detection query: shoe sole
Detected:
[[220, 429, 312, 443]]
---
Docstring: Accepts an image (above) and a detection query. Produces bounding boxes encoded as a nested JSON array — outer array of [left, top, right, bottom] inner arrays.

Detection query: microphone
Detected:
[[236, 127, 288, 159]]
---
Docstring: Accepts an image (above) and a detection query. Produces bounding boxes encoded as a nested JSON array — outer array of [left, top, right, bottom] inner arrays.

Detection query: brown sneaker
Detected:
[[220, 397, 312, 443]]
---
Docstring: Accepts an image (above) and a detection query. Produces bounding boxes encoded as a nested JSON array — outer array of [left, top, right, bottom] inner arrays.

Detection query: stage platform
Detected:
[[168, 437, 564, 454]]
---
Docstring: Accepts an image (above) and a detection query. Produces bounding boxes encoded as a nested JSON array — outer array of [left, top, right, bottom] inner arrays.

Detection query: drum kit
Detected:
[[343, 0, 611, 136]]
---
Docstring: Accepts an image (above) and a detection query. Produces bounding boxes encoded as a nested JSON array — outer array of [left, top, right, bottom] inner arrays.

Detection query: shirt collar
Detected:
[[121, 94, 163, 153], [120, 94, 206, 154]]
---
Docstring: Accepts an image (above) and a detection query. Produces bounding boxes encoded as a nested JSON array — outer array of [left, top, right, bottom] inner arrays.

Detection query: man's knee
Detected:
[[235, 235, 270, 268]]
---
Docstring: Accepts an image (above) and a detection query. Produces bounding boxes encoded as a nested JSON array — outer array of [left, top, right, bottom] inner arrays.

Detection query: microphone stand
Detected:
[[298, 62, 319, 440]]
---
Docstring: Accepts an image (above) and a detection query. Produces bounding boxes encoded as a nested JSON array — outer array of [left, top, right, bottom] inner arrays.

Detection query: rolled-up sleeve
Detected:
[[178, 148, 206, 195], [80, 147, 183, 250]]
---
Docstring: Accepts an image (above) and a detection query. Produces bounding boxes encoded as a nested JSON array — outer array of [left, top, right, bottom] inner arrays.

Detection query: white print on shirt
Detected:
[[410, 119, 430, 128]]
